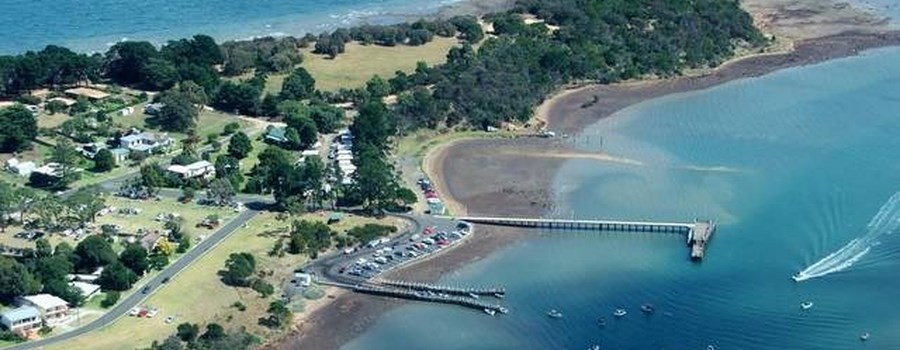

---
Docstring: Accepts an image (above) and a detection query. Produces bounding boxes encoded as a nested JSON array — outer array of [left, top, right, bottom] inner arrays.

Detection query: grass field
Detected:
[[301, 37, 461, 91], [41, 211, 403, 350]]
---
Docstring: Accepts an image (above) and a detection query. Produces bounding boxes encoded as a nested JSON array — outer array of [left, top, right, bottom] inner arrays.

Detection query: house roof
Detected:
[[69, 282, 101, 297], [266, 127, 287, 141], [1, 306, 40, 322], [64, 87, 110, 100], [110, 148, 130, 156], [19, 294, 68, 309], [47, 97, 77, 107]]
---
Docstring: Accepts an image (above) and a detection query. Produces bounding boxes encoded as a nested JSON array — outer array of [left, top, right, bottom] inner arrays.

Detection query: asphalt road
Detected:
[[5, 204, 264, 350]]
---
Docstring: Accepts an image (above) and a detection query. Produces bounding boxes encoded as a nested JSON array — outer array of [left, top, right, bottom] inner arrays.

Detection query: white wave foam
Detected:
[[794, 191, 900, 282]]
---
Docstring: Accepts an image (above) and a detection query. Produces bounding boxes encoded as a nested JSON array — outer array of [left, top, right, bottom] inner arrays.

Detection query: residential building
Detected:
[[5, 158, 36, 177], [31, 163, 63, 178], [0, 306, 41, 334], [109, 148, 130, 164], [265, 127, 288, 143], [119, 132, 173, 153], [69, 282, 101, 299], [166, 160, 215, 179], [64, 87, 109, 101], [16, 294, 69, 326]]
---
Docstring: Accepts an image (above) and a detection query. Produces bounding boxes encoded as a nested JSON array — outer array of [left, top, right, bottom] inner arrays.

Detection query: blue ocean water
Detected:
[[343, 46, 900, 349], [0, 0, 460, 54]]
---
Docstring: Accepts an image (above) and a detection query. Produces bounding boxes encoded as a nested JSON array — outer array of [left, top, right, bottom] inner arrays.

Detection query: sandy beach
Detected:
[[269, 1, 900, 349]]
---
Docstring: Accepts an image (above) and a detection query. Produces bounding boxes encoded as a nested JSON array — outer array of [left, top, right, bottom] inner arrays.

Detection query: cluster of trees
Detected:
[[219, 252, 273, 297], [286, 220, 334, 259], [346, 223, 397, 246], [346, 100, 416, 212], [220, 36, 305, 76], [0, 105, 38, 152], [0, 233, 149, 308], [378, 0, 766, 129], [0, 184, 104, 233], [105, 35, 223, 91], [149, 322, 257, 350], [0, 46, 101, 97]]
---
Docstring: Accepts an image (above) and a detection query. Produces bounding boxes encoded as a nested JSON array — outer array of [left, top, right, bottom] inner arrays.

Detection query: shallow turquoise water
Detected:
[[343, 47, 900, 349], [0, 0, 457, 54]]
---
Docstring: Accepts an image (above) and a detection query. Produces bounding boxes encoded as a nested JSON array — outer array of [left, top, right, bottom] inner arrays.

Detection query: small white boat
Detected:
[[707, 345, 718, 350], [800, 301, 814, 310], [613, 308, 627, 317], [483, 308, 496, 316], [498, 307, 509, 314], [588, 345, 601, 350], [547, 309, 563, 318], [640, 303, 655, 314], [597, 317, 607, 327], [468, 292, 479, 299], [860, 332, 870, 341]]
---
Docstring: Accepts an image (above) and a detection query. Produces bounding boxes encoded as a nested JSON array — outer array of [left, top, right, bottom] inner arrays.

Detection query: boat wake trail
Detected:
[[793, 191, 900, 282]]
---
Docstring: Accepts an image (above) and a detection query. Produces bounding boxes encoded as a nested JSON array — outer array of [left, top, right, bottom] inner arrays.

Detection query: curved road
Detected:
[[4, 197, 268, 350]]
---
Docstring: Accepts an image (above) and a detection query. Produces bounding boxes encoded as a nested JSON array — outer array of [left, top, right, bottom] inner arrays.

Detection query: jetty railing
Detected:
[[451, 216, 716, 260]]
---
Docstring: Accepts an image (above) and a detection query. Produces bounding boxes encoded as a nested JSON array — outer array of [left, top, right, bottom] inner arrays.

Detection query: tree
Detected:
[[176, 323, 200, 343], [65, 186, 105, 223], [0, 257, 40, 303], [352, 144, 399, 212], [222, 122, 240, 135], [280, 68, 316, 100], [176, 234, 191, 254], [365, 75, 391, 98], [73, 235, 117, 272], [155, 87, 199, 132], [0, 181, 19, 232], [140, 58, 178, 91], [283, 112, 317, 150], [119, 243, 150, 276], [93, 148, 115, 172], [214, 155, 243, 188], [227, 132, 252, 159], [214, 81, 262, 116], [105, 41, 159, 85], [206, 178, 235, 206], [221, 252, 255, 286], [97, 261, 139, 291], [36, 137, 82, 190], [0, 105, 38, 152], [42, 278, 84, 306], [100, 291, 120, 308], [350, 99, 395, 151], [200, 323, 225, 342], [260, 300, 292, 329], [35, 238, 53, 258], [156, 335, 185, 350], [396, 86, 443, 130], [287, 220, 333, 257]]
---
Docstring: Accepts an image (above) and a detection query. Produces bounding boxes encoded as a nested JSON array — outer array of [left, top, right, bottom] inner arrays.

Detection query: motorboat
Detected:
[[800, 301, 814, 310], [707, 345, 718, 350], [597, 317, 607, 327], [640, 303, 655, 314], [547, 309, 563, 318], [613, 308, 627, 317], [468, 292, 480, 299], [494, 292, 505, 299], [498, 307, 509, 314], [588, 346, 601, 350], [483, 308, 496, 316], [860, 332, 870, 341]]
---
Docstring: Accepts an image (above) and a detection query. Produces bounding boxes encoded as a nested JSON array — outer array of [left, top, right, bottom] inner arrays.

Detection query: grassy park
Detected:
[[41, 211, 403, 350]]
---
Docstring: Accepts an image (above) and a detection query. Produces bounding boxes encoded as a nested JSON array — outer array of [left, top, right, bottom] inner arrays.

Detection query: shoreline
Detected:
[[269, 6, 900, 350]]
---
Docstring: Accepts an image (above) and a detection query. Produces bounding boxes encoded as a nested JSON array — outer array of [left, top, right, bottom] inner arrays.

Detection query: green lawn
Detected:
[[41, 211, 403, 350], [303, 37, 461, 91]]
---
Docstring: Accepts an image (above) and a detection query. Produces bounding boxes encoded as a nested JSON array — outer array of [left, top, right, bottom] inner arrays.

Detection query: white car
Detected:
[[128, 308, 140, 317]]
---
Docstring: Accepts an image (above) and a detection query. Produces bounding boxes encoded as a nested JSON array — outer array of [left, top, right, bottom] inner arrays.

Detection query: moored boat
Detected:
[[613, 308, 627, 317], [800, 301, 814, 310], [484, 308, 496, 316], [640, 303, 654, 314], [547, 309, 563, 318], [498, 307, 509, 314], [860, 332, 870, 341]]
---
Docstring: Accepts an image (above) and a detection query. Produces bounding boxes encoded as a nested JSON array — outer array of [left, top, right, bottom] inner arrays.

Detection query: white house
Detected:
[[0, 306, 41, 334], [6, 158, 36, 177], [167, 160, 215, 179], [69, 282, 101, 299], [16, 294, 70, 326], [119, 132, 173, 153]]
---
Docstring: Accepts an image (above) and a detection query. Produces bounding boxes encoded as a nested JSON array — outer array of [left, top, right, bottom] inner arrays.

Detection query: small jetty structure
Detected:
[[453, 216, 717, 260], [379, 279, 505, 297]]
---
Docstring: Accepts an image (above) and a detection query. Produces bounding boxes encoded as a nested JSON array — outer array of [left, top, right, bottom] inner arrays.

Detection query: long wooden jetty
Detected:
[[354, 284, 506, 313], [454, 216, 716, 260], [379, 279, 505, 297]]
